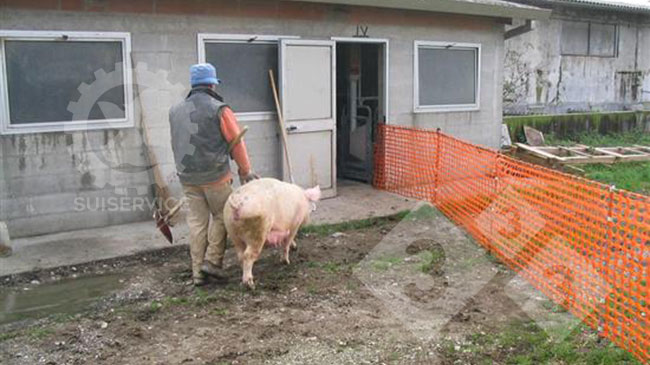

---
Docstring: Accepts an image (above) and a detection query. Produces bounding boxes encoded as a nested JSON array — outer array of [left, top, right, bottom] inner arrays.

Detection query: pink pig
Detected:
[[223, 178, 321, 289]]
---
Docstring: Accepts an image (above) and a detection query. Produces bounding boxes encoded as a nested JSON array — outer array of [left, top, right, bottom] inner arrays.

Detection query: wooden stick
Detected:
[[269, 69, 295, 184], [131, 54, 173, 212]]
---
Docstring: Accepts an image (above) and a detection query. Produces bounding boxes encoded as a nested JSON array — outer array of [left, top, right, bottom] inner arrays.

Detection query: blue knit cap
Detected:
[[190, 63, 221, 86]]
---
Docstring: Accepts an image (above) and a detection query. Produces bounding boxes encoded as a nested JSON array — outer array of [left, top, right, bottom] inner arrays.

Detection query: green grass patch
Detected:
[[321, 261, 345, 273], [212, 307, 229, 316], [442, 321, 642, 364], [417, 248, 445, 273], [145, 288, 225, 315], [299, 210, 409, 237], [26, 327, 54, 340], [370, 256, 403, 272], [405, 204, 440, 220], [305, 260, 350, 273], [0, 331, 19, 342], [581, 162, 650, 195], [545, 130, 650, 147], [0, 326, 55, 343]]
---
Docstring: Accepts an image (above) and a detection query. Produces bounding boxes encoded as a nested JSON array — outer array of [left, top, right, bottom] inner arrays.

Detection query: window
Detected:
[[0, 31, 133, 134], [561, 21, 617, 57], [414, 41, 480, 113], [198, 34, 297, 118]]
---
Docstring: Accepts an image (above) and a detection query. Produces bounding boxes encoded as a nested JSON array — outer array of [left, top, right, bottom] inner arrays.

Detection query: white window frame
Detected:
[[413, 41, 481, 113], [197, 33, 299, 122], [0, 30, 133, 135]]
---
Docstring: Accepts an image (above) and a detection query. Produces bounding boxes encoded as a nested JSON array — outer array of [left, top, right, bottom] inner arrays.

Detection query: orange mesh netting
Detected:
[[373, 124, 649, 362]]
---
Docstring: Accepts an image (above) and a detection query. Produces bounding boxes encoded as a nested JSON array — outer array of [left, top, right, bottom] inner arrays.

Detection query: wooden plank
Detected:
[[561, 146, 590, 157], [626, 148, 647, 154], [524, 126, 545, 146], [632, 145, 650, 153], [560, 155, 617, 165], [515, 143, 565, 161], [517, 143, 650, 165], [596, 147, 650, 162], [594, 148, 626, 158]]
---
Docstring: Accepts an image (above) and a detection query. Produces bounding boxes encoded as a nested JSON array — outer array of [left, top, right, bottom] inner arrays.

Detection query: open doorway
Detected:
[[335, 40, 387, 183]]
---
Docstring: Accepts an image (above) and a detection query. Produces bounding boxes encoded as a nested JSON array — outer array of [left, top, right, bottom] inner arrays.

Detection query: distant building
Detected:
[[504, 0, 650, 114]]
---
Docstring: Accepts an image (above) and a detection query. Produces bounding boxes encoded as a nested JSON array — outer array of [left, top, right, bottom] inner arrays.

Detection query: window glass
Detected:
[[418, 47, 477, 106], [589, 23, 617, 57], [561, 21, 590, 55], [5, 40, 125, 124], [204, 42, 278, 113], [561, 21, 617, 57]]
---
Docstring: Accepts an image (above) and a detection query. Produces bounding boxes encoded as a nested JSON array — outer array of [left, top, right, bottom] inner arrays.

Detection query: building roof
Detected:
[[287, 0, 551, 19], [512, 0, 650, 12], [552, 0, 650, 12]]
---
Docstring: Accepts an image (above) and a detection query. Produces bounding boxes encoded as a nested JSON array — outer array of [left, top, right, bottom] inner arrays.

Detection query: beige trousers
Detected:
[[183, 182, 233, 280]]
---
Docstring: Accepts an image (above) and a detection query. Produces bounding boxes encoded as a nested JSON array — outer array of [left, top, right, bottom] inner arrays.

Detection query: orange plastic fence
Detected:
[[373, 124, 649, 362]]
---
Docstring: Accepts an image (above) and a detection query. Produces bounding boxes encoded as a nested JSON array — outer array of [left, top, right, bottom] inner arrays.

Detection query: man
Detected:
[[169, 63, 258, 286]]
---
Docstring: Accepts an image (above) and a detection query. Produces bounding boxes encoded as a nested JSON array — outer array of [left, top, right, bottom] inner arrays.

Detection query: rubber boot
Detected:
[[200, 261, 227, 279]]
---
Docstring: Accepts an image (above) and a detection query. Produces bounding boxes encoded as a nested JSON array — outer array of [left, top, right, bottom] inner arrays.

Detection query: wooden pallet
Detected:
[[515, 143, 650, 165]]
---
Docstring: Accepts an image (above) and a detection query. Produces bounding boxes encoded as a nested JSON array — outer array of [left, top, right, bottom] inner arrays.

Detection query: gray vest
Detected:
[[169, 88, 231, 185]]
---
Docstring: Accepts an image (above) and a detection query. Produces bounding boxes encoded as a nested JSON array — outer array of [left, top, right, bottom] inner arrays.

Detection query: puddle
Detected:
[[0, 273, 126, 326]]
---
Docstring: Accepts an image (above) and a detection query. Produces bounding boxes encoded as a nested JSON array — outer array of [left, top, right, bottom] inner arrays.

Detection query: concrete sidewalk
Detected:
[[0, 181, 414, 277]]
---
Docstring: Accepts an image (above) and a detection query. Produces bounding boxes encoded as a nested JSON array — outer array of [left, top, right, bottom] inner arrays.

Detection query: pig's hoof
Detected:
[[242, 278, 256, 290], [290, 244, 298, 252], [283, 257, 291, 265]]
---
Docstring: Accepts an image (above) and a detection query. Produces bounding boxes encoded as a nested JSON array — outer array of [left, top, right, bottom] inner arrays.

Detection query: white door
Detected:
[[279, 39, 337, 198]]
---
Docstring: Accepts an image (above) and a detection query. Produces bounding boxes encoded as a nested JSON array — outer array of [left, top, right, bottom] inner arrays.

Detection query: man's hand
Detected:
[[239, 171, 260, 185]]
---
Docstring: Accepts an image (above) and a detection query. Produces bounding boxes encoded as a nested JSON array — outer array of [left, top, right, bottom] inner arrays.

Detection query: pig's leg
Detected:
[[282, 229, 300, 265], [232, 236, 246, 268], [231, 235, 259, 289], [241, 243, 264, 289]]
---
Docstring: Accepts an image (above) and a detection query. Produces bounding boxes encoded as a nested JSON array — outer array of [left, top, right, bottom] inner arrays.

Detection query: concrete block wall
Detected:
[[504, 8, 650, 115], [0, 0, 505, 237]]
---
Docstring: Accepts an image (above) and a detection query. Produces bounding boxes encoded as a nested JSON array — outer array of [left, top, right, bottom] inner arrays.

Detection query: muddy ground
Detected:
[[0, 212, 640, 365]]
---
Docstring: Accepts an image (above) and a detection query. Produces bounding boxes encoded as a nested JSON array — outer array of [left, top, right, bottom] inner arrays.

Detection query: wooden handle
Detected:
[[269, 69, 295, 184], [131, 53, 172, 213]]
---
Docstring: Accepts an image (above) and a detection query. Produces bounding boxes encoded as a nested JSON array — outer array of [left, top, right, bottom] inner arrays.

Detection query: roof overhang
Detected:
[[285, 0, 551, 20], [545, 0, 650, 13]]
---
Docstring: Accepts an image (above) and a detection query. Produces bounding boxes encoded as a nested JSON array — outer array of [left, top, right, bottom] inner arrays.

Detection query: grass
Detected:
[[306, 260, 350, 274], [146, 287, 225, 315], [417, 247, 445, 273], [0, 327, 54, 343], [581, 162, 650, 195], [371, 256, 402, 272], [543, 131, 650, 195], [0, 331, 19, 342], [299, 210, 409, 237], [441, 321, 642, 364], [544, 130, 650, 147]]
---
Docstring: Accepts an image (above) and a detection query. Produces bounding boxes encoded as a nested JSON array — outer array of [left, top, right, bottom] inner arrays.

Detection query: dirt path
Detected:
[[0, 211, 639, 365]]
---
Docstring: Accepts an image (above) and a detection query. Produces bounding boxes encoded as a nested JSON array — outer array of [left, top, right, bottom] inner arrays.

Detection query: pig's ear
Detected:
[[304, 185, 321, 202]]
